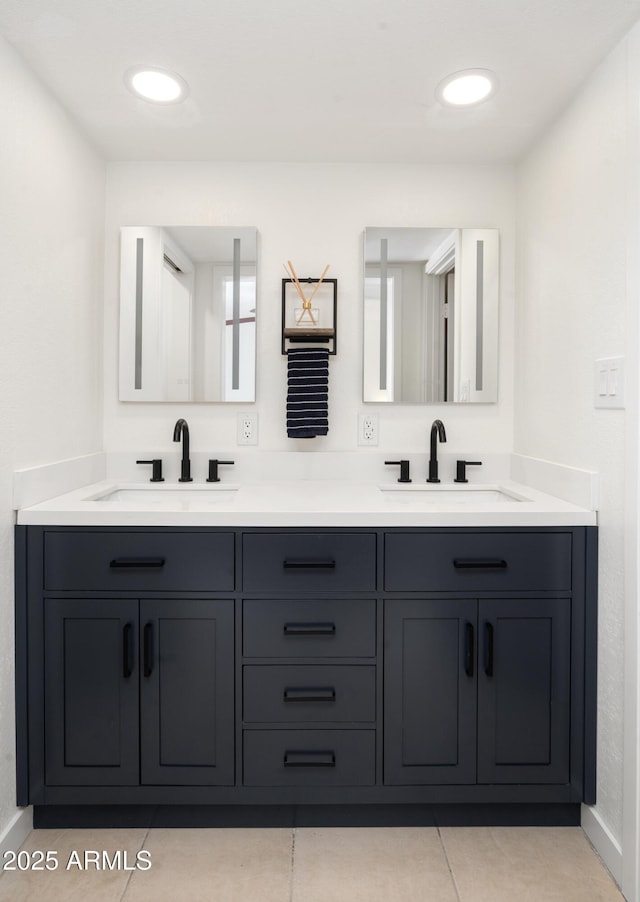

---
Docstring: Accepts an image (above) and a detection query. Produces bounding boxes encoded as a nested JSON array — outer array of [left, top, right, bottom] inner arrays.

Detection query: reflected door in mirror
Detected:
[[119, 226, 257, 402], [363, 227, 498, 404]]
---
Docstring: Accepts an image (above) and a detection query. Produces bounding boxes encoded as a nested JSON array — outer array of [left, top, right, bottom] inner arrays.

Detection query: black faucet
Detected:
[[427, 419, 447, 483], [173, 418, 193, 482]]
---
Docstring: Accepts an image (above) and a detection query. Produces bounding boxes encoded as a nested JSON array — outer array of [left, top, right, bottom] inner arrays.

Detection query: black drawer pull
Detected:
[[283, 559, 336, 570], [284, 750, 336, 768], [284, 687, 336, 703], [283, 622, 336, 637], [483, 622, 494, 677], [453, 558, 507, 570], [464, 622, 474, 677], [143, 623, 154, 678], [110, 557, 166, 569], [122, 622, 135, 678]]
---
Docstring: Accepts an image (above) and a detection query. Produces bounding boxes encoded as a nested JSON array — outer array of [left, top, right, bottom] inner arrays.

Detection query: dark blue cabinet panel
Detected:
[[44, 596, 234, 788], [140, 599, 234, 785], [384, 599, 477, 785], [384, 596, 572, 787], [44, 598, 139, 786], [243, 664, 376, 723], [244, 730, 376, 786], [385, 532, 572, 592], [242, 532, 376, 593], [44, 530, 235, 592], [243, 598, 376, 658], [477, 598, 571, 784]]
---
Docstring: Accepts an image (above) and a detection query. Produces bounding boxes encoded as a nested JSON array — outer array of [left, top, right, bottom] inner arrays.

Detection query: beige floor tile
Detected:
[[440, 826, 624, 902], [291, 827, 458, 902], [0, 828, 148, 902], [122, 827, 293, 902]]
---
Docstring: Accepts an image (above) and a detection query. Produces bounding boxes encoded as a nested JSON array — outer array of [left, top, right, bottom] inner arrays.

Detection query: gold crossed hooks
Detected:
[[284, 261, 330, 325]]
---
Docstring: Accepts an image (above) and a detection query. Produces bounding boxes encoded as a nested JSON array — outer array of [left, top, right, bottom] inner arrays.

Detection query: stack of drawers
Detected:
[[241, 532, 377, 787]]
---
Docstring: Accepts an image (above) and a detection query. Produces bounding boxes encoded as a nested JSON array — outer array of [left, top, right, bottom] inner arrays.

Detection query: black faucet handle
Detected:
[[454, 460, 483, 483], [136, 459, 164, 482], [206, 459, 235, 483], [385, 460, 412, 483]]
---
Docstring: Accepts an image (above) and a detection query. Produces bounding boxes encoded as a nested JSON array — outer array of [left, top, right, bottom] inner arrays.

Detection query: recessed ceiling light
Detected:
[[124, 66, 189, 104], [436, 69, 497, 107]]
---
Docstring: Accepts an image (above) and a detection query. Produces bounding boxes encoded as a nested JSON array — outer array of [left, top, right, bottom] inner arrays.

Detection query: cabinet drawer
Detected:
[[384, 531, 572, 592], [243, 599, 376, 658], [243, 730, 375, 786], [242, 533, 376, 593], [243, 665, 376, 723], [44, 530, 235, 592]]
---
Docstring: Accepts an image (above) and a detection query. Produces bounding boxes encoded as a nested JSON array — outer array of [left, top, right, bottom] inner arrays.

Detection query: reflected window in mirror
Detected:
[[119, 226, 257, 402], [363, 227, 498, 404]]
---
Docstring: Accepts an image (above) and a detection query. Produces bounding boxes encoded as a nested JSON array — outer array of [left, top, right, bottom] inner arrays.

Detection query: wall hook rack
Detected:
[[282, 262, 337, 355]]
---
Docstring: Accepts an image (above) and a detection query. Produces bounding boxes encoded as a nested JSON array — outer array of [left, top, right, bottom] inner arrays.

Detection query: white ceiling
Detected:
[[2, 0, 640, 163]]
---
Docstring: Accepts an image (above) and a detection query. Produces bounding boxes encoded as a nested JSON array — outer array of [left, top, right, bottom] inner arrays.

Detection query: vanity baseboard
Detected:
[[33, 803, 582, 830]]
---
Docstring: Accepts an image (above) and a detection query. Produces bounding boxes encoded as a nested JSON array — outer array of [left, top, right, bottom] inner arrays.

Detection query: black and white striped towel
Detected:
[[286, 347, 329, 439]]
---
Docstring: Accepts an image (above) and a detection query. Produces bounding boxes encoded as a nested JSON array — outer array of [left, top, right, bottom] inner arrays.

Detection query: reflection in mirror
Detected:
[[119, 226, 257, 402], [363, 227, 498, 403]]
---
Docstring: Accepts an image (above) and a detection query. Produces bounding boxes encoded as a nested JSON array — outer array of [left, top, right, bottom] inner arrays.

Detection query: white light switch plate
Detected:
[[594, 357, 625, 409]]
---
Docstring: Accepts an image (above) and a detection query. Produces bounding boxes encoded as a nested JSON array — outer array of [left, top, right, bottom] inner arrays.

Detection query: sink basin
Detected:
[[93, 486, 239, 504], [379, 486, 525, 504]]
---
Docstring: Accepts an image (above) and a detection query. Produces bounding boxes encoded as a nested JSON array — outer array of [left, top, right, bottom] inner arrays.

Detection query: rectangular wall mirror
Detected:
[[363, 227, 499, 403], [119, 226, 257, 402]]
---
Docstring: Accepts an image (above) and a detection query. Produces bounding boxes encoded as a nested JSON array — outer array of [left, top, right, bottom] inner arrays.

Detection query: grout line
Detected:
[[119, 825, 151, 902], [437, 826, 462, 902], [288, 827, 297, 902]]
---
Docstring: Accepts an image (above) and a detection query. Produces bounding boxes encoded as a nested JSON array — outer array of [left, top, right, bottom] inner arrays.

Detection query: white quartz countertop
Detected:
[[15, 478, 597, 527]]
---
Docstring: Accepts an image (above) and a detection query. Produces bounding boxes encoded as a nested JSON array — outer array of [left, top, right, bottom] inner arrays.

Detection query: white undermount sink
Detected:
[[93, 486, 239, 504], [379, 485, 525, 504]]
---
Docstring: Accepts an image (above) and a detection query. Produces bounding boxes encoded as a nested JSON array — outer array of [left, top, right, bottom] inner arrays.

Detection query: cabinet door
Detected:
[[477, 598, 571, 784], [384, 599, 477, 785], [139, 599, 235, 785], [44, 598, 139, 785]]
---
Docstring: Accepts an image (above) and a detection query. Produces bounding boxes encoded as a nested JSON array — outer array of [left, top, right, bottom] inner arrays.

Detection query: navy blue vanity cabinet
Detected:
[[383, 529, 591, 794], [17, 528, 236, 804], [44, 596, 234, 787], [384, 596, 571, 786], [15, 524, 596, 823]]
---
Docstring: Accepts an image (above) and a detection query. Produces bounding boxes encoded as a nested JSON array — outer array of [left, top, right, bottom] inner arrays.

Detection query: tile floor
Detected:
[[0, 825, 625, 902]]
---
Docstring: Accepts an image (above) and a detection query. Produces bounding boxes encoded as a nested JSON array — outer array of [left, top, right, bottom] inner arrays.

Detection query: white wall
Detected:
[[516, 25, 640, 875], [0, 34, 105, 840], [104, 162, 515, 468]]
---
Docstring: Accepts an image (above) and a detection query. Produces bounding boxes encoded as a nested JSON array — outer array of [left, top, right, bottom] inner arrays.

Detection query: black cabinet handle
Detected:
[[143, 623, 154, 677], [110, 557, 166, 569], [283, 622, 336, 636], [283, 559, 336, 570], [453, 558, 507, 570], [483, 622, 494, 677], [122, 622, 134, 678], [464, 622, 474, 677], [283, 687, 336, 703], [283, 750, 336, 768]]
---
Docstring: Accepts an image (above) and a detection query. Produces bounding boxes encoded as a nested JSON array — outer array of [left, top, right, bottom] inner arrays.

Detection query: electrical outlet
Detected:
[[237, 412, 258, 445], [358, 413, 378, 446]]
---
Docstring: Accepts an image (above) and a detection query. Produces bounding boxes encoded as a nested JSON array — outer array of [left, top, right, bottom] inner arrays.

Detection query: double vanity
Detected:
[[14, 459, 597, 828]]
